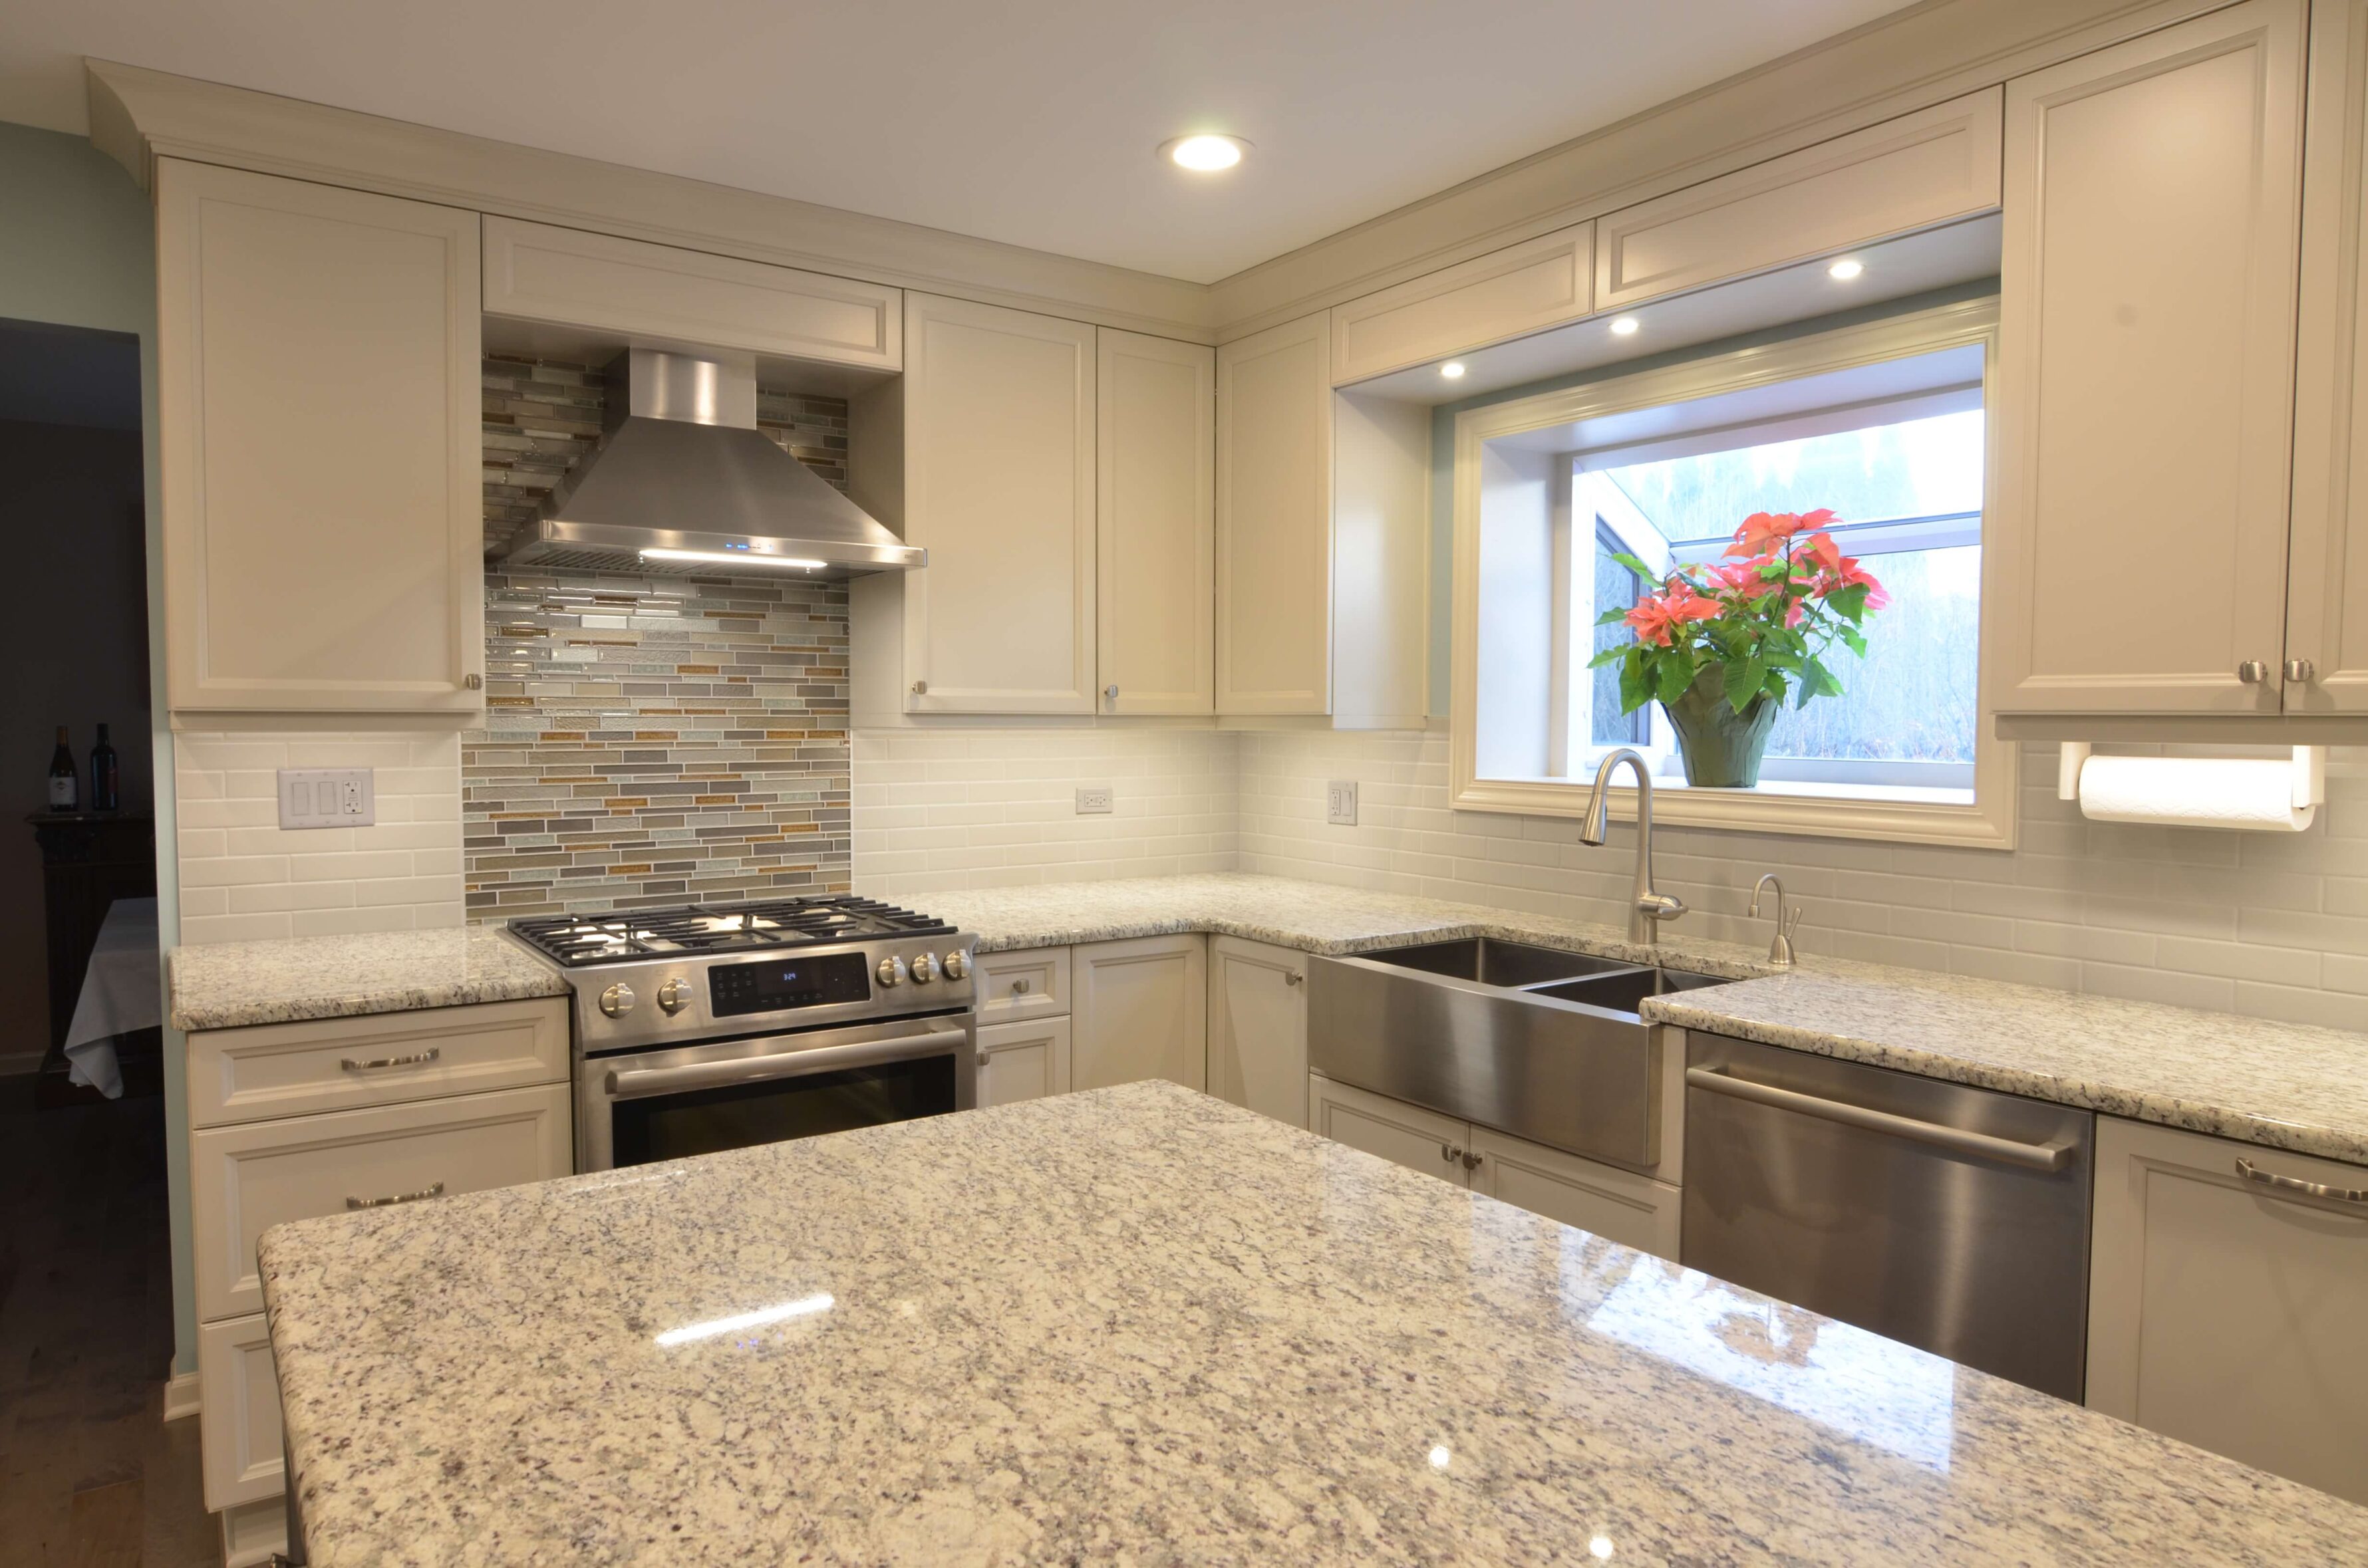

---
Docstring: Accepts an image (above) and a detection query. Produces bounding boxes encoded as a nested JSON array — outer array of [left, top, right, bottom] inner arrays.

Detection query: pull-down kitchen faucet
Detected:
[[1578, 748, 1687, 945]]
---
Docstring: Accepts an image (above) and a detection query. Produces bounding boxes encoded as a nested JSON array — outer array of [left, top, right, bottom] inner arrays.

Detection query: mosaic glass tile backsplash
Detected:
[[467, 358, 855, 917]]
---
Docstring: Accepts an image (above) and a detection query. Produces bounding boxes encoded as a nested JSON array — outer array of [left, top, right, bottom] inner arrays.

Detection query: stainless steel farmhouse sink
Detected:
[[1308, 941, 1737, 1169]]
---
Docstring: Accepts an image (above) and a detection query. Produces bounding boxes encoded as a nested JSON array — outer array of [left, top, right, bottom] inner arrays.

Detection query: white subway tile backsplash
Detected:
[[176, 731, 464, 944]]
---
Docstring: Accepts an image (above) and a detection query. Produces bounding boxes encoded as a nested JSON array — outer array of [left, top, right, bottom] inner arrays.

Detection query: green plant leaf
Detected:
[[1619, 651, 1650, 715], [1721, 655, 1763, 714], [1838, 625, 1868, 657], [1594, 606, 1632, 628], [1654, 653, 1694, 706], [1586, 645, 1627, 670], [1608, 550, 1655, 579]]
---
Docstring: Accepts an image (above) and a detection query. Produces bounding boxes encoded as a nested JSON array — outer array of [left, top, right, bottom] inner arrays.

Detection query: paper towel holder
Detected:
[[2057, 742, 2327, 811]]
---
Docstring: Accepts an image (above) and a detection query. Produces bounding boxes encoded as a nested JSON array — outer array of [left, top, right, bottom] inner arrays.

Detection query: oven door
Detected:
[[576, 1013, 976, 1172]]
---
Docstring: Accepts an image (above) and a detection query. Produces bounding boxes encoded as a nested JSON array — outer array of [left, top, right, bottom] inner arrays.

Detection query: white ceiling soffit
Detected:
[[0, 0, 1918, 285]]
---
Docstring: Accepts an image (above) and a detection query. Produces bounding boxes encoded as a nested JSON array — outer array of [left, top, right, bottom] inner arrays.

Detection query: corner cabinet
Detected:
[[1207, 936, 1306, 1128], [853, 293, 1098, 716], [2086, 1117, 2368, 1505], [1070, 934, 1207, 1093], [2285, 0, 2368, 716], [157, 159, 486, 719], [1216, 313, 1427, 723], [1988, 1, 2308, 718]]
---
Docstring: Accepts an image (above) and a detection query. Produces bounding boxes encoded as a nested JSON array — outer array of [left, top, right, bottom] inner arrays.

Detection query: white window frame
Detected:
[[1449, 297, 2017, 850]]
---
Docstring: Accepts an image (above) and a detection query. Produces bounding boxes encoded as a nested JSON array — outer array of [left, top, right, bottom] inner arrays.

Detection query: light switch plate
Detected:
[[1326, 779, 1359, 826], [1075, 784, 1114, 815], [279, 767, 375, 830]]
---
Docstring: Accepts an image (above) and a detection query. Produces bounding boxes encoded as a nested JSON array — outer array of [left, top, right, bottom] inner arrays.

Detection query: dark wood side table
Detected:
[[25, 811, 157, 1097]]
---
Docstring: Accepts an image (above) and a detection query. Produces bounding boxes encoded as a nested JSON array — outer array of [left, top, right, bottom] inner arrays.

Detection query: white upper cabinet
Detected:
[[1330, 223, 1593, 386], [1990, 1, 2307, 716], [1595, 90, 2003, 311], [2285, 0, 2368, 716], [482, 216, 901, 371], [158, 159, 484, 717], [1218, 313, 1334, 714], [891, 293, 1098, 714], [1096, 329, 1215, 715]]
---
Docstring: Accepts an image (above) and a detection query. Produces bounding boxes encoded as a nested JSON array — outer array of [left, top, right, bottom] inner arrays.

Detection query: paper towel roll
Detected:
[[2075, 755, 2316, 832]]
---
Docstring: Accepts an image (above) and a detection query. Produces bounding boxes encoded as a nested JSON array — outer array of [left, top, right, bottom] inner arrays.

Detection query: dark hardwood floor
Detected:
[[0, 1071, 220, 1565]]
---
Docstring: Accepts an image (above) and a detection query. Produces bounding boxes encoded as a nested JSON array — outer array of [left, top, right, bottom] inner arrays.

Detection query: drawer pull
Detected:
[[341, 1047, 442, 1073], [2236, 1157, 2368, 1206], [347, 1181, 445, 1211]]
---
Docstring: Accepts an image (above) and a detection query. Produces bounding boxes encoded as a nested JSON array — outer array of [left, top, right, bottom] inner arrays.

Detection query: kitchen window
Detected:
[[1452, 299, 2015, 849]]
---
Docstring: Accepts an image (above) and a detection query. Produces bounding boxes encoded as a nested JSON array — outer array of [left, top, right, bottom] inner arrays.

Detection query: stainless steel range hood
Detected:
[[499, 348, 922, 579]]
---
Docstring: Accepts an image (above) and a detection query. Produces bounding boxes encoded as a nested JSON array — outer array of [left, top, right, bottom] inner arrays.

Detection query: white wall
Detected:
[[1239, 729, 2368, 1031], [174, 731, 463, 942], [851, 727, 1237, 898]]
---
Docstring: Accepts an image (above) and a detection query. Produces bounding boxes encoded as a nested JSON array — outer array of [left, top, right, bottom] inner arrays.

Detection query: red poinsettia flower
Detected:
[[1624, 577, 1723, 645], [1725, 508, 1837, 559]]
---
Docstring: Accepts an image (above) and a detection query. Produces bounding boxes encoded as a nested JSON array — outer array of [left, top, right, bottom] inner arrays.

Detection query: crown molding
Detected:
[[82, 59, 1217, 343], [1207, 0, 2230, 339]]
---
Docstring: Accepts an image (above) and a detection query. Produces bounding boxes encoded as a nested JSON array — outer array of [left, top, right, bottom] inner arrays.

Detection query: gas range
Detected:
[[506, 894, 980, 1171], [508, 894, 978, 1053]]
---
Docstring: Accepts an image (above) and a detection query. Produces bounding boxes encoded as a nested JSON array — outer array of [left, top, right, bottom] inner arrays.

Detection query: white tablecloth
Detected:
[[63, 896, 160, 1099]]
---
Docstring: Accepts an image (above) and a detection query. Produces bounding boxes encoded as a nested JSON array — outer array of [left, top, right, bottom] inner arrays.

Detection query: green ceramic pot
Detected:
[[1660, 665, 1779, 788]]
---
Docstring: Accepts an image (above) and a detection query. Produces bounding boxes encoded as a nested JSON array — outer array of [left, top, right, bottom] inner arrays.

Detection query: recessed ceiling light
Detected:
[[1609, 317, 1640, 336], [1829, 257, 1865, 281], [1162, 134, 1249, 172], [1440, 362, 1467, 380]]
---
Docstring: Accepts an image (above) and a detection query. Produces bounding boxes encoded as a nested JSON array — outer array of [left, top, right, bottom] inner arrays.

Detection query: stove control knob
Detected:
[[943, 950, 970, 980], [599, 982, 637, 1019], [876, 955, 907, 988], [910, 952, 939, 983], [656, 978, 690, 1015]]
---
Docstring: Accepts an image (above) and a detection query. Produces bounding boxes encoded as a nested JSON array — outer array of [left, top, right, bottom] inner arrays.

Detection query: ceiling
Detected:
[[1, 0, 1918, 285]]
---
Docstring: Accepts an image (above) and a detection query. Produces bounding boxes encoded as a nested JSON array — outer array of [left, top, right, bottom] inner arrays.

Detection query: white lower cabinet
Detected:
[[1071, 934, 1207, 1093], [975, 1015, 1072, 1108], [196, 1314, 284, 1509], [1308, 1073, 1682, 1260], [2087, 1116, 2368, 1504], [1207, 936, 1308, 1128]]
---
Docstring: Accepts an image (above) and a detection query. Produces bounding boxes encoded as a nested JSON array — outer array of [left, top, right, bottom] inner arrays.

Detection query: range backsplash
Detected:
[[466, 357, 854, 918]]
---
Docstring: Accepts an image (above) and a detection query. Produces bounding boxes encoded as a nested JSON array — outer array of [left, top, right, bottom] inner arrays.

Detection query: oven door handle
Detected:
[[603, 1028, 970, 1101]]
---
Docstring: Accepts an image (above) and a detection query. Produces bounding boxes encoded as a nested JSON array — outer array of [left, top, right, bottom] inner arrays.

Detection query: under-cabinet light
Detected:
[[1829, 257, 1865, 281], [1609, 317, 1640, 336], [1440, 362, 1467, 380]]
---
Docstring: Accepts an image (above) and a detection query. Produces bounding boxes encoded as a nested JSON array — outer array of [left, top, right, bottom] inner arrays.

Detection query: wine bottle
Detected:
[[89, 723, 119, 813], [47, 726, 78, 811]]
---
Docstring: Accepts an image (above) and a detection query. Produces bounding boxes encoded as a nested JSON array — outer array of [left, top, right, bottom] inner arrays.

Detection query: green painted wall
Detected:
[[1421, 279, 2000, 718], [0, 120, 191, 1380]]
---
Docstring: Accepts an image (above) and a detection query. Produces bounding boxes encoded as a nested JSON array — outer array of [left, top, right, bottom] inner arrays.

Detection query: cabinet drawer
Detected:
[[483, 216, 901, 370], [976, 946, 1070, 1021], [1468, 1124, 1681, 1260], [1596, 89, 2002, 311], [193, 1081, 571, 1321], [1330, 223, 1592, 384], [1309, 1072, 1471, 1187], [189, 998, 569, 1128], [198, 1313, 283, 1511], [976, 1015, 1072, 1108]]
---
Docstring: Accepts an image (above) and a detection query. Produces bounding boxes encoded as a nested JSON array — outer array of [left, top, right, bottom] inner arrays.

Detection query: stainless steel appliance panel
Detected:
[[1681, 1032, 2093, 1400], [1308, 952, 1660, 1168]]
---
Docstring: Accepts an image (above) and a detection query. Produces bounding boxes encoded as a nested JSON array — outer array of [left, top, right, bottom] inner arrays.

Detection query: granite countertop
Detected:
[[167, 926, 567, 1032], [259, 1082, 2368, 1567]]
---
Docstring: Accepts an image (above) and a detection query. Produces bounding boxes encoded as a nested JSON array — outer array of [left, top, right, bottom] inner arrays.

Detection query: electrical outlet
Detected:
[[1075, 784, 1114, 815], [1326, 779, 1359, 826], [279, 767, 375, 830]]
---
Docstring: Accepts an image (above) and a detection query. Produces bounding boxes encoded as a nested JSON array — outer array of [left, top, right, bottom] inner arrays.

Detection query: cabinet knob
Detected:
[[1012, 978, 1030, 993], [1440, 1142, 1463, 1166], [2285, 658, 2317, 683], [2237, 660, 2270, 684], [1104, 684, 1119, 702], [1284, 971, 1302, 986], [1461, 1150, 1483, 1172], [911, 680, 928, 696], [463, 673, 483, 690]]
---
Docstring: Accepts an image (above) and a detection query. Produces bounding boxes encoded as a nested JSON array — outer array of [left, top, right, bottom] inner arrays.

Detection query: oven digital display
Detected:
[[708, 952, 871, 1017]]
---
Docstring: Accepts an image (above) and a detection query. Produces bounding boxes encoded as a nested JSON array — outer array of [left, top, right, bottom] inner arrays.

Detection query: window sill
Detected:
[[1449, 771, 2015, 849]]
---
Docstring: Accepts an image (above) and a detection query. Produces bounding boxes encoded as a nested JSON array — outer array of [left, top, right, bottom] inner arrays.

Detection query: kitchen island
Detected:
[[259, 1081, 2367, 1565]]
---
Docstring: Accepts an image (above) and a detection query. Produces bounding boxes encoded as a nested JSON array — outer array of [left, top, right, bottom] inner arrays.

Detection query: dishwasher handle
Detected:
[[1686, 1065, 2076, 1174]]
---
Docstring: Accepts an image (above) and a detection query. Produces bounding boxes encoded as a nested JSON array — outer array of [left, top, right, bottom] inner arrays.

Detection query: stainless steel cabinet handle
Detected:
[[340, 1047, 440, 1072], [347, 1180, 444, 1210], [1104, 684, 1119, 701], [2285, 658, 2317, 683], [1439, 1142, 1464, 1165], [911, 680, 928, 696], [1686, 1067, 2076, 1173], [1461, 1150, 1483, 1171], [2236, 1156, 2368, 1206], [1284, 971, 1303, 986], [2238, 660, 2270, 684], [462, 673, 484, 690]]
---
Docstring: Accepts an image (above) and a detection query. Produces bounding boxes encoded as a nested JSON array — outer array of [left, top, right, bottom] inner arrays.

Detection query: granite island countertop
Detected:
[[259, 1081, 2368, 1567], [167, 926, 567, 1032]]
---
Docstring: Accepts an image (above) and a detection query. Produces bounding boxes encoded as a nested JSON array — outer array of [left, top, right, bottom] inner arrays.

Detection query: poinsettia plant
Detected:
[[1590, 508, 1890, 716]]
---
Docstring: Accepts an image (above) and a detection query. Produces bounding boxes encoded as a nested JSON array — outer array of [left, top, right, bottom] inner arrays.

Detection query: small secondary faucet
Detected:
[[1750, 872, 1803, 968], [1578, 748, 1687, 945]]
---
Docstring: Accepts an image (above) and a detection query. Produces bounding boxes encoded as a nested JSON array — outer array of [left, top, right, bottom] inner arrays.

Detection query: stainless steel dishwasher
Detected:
[[1682, 1032, 2094, 1401]]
